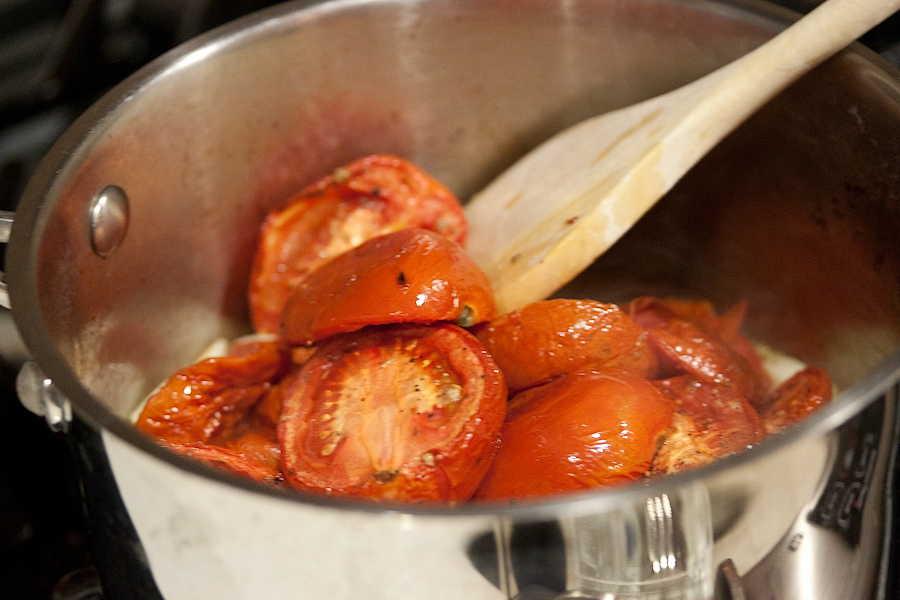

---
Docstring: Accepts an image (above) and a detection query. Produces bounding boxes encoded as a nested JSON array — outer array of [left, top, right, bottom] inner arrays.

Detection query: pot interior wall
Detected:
[[22, 0, 900, 425], [561, 52, 900, 391]]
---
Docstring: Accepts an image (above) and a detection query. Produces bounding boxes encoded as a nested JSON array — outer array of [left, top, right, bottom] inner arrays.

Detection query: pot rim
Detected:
[[7, 0, 900, 519]]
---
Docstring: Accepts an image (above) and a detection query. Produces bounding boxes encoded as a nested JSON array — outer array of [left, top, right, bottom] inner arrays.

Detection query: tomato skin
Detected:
[[630, 297, 771, 407], [474, 299, 657, 392], [249, 155, 467, 333], [651, 376, 764, 474], [163, 441, 283, 486], [642, 318, 770, 410], [281, 228, 496, 346], [474, 369, 675, 501], [136, 341, 291, 444], [279, 323, 507, 502], [763, 367, 832, 434]]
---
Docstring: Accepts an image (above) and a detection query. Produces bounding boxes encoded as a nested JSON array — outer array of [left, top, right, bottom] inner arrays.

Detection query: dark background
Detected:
[[1, 0, 899, 598]]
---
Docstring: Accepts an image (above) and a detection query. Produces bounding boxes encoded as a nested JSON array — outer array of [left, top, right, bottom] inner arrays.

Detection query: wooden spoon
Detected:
[[464, 0, 900, 315]]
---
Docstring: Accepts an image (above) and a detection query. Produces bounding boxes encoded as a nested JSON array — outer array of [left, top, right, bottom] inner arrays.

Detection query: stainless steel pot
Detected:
[[3, 0, 900, 598]]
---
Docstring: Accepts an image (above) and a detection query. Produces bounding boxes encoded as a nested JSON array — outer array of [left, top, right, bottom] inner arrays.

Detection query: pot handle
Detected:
[[0, 210, 12, 309]]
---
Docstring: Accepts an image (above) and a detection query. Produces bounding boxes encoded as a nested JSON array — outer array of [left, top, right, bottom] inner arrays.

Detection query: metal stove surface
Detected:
[[1, 0, 900, 598]]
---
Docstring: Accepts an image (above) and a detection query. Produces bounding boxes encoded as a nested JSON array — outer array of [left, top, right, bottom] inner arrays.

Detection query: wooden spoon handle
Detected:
[[466, 0, 900, 314], [663, 0, 900, 182]]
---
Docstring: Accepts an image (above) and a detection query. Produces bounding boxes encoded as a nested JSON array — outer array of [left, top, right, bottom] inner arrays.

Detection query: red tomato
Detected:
[[249, 155, 467, 333], [136, 341, 290, 444], [278, 323, 507, 502], [281, 228, 496, 346], [474, 299, 657, 391], [651, 376, 764, 474], [642, 318, 770, 409], [474, 369, 675, 501], [254, 381, 286, 429], [763, 367, 832, 434], [163, 441, 283, 486], [630, 297, 771, 405], [226, 431, 283, 473]]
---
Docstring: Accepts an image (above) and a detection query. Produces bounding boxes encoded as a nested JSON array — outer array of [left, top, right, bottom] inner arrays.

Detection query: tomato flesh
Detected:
[[474, 369, 675, 501], [474, 299, 657, 391], [651, 375, 764, 474], [281, 228, 496, 345], [249, 155, 467, 333], [279, 323, 506, 501]]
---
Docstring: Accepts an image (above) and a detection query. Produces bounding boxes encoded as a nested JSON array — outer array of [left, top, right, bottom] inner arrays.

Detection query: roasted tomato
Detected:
[[630, 297, 771, 407], [474, 299, 657, 391], [651, 375, 764, 474], [136, 341, 290, 444], [278, 323, 506, 502], [640, 317, 769, 409], [474, 369, 675, 501], [281, 228, 496, 346], [762, 366, 832, 434], [249, 155, 467, 333], [163, 440, 283, 486]]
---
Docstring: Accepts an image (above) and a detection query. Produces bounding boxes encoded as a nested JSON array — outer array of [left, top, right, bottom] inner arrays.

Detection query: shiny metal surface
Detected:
[[16, 360, 73, 432], [0, 209, 12, 309], [88, 185, 130, 258], [4, 0, 900, 598]]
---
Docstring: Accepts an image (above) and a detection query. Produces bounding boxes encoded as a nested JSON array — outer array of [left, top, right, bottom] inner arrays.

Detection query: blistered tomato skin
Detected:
[[280, 228, 496, 346], [249, 155, 467, 333], [136, 341, 290, 444], [474, 369, 675, 501], [474, 299, 657, 391], [279, 323, 507, 502]]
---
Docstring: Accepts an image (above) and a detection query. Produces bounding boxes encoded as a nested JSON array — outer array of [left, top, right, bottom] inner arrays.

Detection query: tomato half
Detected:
[[474, 369, 675, 501], [474, 299, 657, 391], [249, 155, 467, 333], [651, 375, 763, 474], [278, 323, 507, 502], [630, 297, 771, 405], [281, 228, 496, 345], [163, 440, 283, 486], [136, 341, 290, 444], [642, 318, 770, 409], [763, 366, 832, 434]]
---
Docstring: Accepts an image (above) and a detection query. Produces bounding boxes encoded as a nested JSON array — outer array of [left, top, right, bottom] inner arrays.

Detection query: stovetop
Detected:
[[1, 0, 900, 598]]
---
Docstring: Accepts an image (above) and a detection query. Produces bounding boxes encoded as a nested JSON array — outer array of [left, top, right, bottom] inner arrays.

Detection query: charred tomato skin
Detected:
[[281, 228, 496, 346], [474, 368, 675, 501], [474, 299, 657, 391], [249, 154, 467, 333], [279, 323, 506, 502]]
